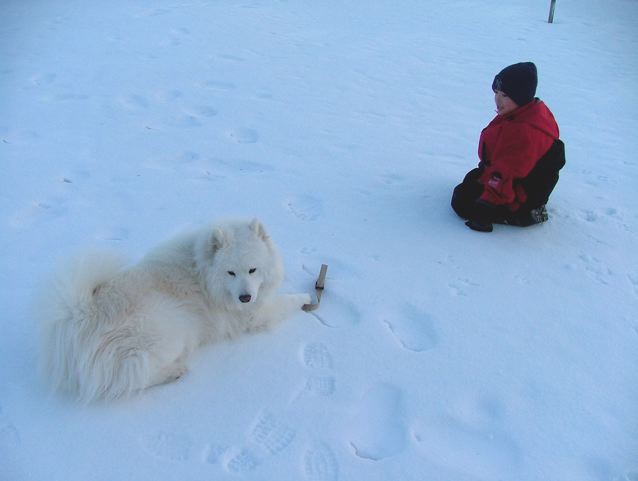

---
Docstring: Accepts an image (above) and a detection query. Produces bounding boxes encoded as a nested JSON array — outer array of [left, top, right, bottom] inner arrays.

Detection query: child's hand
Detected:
[[465, 199, 498, 232]]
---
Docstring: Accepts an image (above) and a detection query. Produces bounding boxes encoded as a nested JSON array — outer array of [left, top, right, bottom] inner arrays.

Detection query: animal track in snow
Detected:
[[226, 127, 259, 144], [169, 106, 218, 129], [514, 274, 531, 285], [159, 27, 190, 47], [134, 7, 172, 18], [0, 423, 20, 447], [171, 114, 202, 128], [286, 194, 323, 222], [95, 226, 129, 242], [579, 253, 613, 286], [304, 442, 339, 481], [154, 89, 183, 102], [210, 157, 274, 174], [348, 384, 407, 460], [186, 105, 218, 118], [377, 172, 408, 186], [0, 404, 20, 448], [383, 305, 438, 352], [201, 79, 237, 91], [29, 72, 56, 86], [118, 94, 149, 111], [218, 53, 246, 62], [448, 277, 479, 296], [578, 207, 630, 231], [140, 431, 193, 462], [11, 199, 67, 228]]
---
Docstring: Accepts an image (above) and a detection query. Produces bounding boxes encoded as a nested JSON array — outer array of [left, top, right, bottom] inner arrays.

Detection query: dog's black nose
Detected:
[[239, 294, 252, 303]]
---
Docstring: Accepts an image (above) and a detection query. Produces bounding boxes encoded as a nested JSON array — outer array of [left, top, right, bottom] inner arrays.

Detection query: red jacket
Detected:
[[478, 100, 559, 210]]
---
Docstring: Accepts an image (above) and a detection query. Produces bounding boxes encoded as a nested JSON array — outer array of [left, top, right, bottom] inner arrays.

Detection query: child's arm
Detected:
[[479, 123, 548, 206]]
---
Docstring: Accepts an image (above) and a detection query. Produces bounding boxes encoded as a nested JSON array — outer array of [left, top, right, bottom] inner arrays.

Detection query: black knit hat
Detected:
[[492, 62, 538, 107]]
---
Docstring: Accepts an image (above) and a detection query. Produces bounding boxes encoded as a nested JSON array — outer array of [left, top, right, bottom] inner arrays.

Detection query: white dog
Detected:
[[37, 219, 310, 403]]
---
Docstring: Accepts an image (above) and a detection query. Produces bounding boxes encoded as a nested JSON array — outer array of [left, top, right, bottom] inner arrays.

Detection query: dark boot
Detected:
[[508, 205, 549, 227]]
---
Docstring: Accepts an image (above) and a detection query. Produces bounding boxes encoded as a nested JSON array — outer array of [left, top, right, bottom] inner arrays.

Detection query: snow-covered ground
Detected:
[[2, 1, 637, 480]]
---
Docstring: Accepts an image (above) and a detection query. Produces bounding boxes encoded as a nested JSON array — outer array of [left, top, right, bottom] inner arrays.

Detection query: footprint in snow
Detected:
[[140, 431, 193, 462], [308, 292, 359, 329], [250, 411, 296, 455], [303, 342, 334, 371], [293, 342, 336, 402], [304, 442, 339, 481], [225, 448, 261, 474], [214, 411, 296, 474], [348, 384, 407, 461], [383, 304, 438, 353], [202, 443, 229, 464], [413, 399, 522, 479]]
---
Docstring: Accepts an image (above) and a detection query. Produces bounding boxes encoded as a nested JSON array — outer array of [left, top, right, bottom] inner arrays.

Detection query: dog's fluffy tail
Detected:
[[36, 250, 151, 403]]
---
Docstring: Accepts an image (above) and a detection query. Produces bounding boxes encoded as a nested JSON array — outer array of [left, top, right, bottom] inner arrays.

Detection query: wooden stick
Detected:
[[302, 264, 328, 312], [548, 0, 557, 23]]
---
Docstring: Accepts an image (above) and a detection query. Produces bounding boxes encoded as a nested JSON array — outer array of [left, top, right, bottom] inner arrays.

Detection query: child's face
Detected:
[[494, 90, 518, 116]]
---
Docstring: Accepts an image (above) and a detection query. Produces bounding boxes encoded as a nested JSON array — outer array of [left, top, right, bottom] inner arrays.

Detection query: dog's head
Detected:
[[197, 219, 284, 310]]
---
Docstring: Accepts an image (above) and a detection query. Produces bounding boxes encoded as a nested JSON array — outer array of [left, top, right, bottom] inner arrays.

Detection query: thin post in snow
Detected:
[[548, 0, 557, 23]]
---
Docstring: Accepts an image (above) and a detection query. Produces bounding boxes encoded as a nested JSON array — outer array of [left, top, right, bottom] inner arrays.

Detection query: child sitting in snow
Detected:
[[451, 62, 566, 232]]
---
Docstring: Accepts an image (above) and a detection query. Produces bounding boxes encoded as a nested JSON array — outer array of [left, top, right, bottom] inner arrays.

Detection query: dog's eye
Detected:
[[227, 271, 236, 277], [249, 268, 257, 274]]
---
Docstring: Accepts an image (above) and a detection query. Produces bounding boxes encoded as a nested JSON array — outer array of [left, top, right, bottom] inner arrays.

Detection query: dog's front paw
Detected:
[[289, 293, 312, 309]]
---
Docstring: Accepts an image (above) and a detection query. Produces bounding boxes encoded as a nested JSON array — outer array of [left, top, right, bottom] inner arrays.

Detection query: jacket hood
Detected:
[[503, 99, 559, 139]]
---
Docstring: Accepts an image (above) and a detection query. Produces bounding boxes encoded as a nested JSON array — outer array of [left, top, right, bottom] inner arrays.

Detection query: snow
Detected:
[[1, 0, 638, 480]]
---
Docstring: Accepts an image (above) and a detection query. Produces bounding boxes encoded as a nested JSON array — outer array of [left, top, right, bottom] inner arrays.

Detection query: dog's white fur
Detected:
[[37, 219, 310, 403]]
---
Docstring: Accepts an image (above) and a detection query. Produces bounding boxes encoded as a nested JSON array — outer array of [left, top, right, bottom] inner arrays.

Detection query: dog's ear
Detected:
[[209, 227, 228, 253], [249, 218, 270, 242]]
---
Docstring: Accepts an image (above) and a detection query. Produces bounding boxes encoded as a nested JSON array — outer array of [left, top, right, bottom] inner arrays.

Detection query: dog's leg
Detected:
[[249, 293, 311, 331], [147, 358, 188, 389]]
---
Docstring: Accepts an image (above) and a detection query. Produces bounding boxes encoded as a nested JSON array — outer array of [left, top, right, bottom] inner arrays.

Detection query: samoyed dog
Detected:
[[37, 219, 311, 403]]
